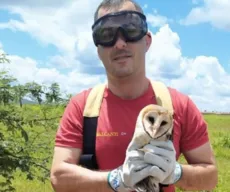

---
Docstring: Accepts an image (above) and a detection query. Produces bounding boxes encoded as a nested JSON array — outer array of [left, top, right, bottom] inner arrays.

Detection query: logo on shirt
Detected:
[[96, 131, 127, 137], [97, 131, 119, 137]]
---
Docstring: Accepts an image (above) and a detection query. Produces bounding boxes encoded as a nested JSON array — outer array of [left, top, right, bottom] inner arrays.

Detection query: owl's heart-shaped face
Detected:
[[142, 105, 173, 141]]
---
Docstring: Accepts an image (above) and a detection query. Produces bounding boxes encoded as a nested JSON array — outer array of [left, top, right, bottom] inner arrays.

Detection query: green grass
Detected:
[[203, 114, 230, 192], [1, 108, 230, 192], [177, 114, 230, 192]]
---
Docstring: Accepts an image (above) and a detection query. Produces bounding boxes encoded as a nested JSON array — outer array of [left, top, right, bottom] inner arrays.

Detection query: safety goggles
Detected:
[[92, 10, 148, 47]]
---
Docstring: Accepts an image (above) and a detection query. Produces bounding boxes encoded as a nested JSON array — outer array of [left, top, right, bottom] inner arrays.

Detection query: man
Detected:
[[50, 0, 218, 192]]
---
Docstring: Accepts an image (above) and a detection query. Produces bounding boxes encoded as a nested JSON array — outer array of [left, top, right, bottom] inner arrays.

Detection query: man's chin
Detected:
[[112, 70, 133, 78]]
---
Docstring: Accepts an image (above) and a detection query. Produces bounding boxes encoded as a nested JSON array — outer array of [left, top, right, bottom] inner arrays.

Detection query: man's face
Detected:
[[95, 1, 152, 79]]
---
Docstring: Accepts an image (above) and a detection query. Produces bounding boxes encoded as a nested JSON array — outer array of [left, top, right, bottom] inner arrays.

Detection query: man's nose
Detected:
[[113, 32, 127, 49]]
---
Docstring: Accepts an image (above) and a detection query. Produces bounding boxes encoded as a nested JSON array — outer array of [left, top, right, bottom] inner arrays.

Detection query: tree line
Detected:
[[0, 52, 72, 107]]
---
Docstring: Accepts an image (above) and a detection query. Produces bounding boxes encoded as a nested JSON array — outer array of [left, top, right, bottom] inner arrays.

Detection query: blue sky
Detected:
[[0, 0, 229, 112], [1, 0, 229, 69], [0, 9, 58, 61]]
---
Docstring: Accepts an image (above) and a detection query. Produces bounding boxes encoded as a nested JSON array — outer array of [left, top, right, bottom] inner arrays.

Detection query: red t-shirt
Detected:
[[55, 82, 209, 192]]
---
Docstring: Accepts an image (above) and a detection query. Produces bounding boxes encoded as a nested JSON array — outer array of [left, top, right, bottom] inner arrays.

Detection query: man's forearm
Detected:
[[50, 162, 114, 192], [175, 163, 218, 191]]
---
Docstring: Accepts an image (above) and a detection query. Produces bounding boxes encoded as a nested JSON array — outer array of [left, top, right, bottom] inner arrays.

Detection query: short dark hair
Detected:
[[94, 0, 144, 22]]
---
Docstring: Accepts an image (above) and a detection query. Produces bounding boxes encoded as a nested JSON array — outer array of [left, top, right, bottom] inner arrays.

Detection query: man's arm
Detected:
[[50, 92, 113, 192], [173, 92, 218, 191], [50, 146, 113, 192], [175, 142, 218, 191]]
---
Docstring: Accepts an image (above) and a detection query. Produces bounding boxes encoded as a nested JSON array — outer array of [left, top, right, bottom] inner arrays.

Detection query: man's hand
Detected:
[[108, 150, 156, 192], [141, 140, 180, 184]]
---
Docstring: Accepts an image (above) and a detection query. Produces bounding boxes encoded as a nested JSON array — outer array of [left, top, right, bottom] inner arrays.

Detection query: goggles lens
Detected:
[[92, 10, 148, 46]]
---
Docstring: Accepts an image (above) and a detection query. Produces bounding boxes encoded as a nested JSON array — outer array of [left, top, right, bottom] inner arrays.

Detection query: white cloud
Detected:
[[0, 0, 68, 7], [181, 0, 230, 31], [146, 25, 183, 79], [47, 54, 82, 69], [0, 0, 104, 76], [145, 24, 230, 112], [0, 0, 100, 54], [146, 9, 171, 28], [0, 54, 105, 95]]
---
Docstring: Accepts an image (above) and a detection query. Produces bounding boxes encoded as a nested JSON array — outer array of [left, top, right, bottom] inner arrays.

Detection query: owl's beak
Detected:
[[151, 125, 160, 137]]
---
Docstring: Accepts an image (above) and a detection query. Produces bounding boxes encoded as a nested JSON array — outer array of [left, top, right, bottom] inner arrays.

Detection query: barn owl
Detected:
[[125, 104, 174, 192]]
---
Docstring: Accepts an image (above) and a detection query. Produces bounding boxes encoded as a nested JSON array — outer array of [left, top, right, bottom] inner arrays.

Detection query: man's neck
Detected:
[[107, 75, 149, 100]]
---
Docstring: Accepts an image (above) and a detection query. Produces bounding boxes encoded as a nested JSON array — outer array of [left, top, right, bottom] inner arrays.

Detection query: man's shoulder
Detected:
[[71, 88, 93, 101], [167, 87, 188, 101], [166, 86, 203, 120], [70, 83, 106, 108], [150, 80, 190, 108], [167, 86, 189, 102], [70, 87, 93, 107], [166, 86, 192, 114]]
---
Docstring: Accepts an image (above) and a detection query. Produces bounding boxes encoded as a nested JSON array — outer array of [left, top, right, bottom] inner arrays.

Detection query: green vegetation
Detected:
[[0, 51, 70, 191], [176, 114, 230, 192], [0, 104, 62, 192], [1, 51, 230, 191], [203, 114, 230, 191]]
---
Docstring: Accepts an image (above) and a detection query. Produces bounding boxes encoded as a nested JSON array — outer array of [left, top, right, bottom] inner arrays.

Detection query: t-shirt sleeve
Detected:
[[180, 96, 210, 152], [54, 91, 89, 149]]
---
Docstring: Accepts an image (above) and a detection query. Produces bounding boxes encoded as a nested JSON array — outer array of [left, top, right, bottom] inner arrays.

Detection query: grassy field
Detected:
[[1, 106, 230, 192], [176, 114, 230, 192]]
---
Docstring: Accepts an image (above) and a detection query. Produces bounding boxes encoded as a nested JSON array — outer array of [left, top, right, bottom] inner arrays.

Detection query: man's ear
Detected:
[[97, 47, 102, 60], [145, 31, 152, 52]]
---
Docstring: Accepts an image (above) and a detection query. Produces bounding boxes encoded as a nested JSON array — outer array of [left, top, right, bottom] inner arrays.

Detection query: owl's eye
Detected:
[[148, 116, 155, 124], [161, 121, 167, 126]]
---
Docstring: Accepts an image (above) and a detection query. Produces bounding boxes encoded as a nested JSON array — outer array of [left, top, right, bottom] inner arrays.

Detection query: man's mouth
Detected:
[[113, 55, 131, 60]]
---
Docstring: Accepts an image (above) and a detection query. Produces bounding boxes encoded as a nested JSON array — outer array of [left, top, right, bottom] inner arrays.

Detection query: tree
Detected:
[[13, 84, 29, 107], [0, 56, 17, 106], [0, 52, 10, 63], [45, 82, 62, 104], [25, 82, 44, 104], [0, 51, 66, 191]]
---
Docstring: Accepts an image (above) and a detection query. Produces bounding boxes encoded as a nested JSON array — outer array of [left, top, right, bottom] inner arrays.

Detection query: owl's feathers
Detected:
[[126, 104, 174, 192]]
